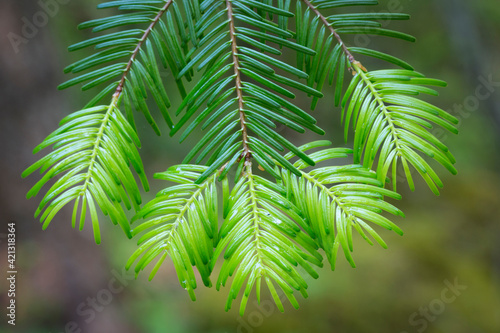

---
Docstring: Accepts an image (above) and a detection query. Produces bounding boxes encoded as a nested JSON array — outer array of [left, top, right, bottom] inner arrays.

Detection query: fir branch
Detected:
[[297, 0, 458, 193], [114, 0, 173, 98]]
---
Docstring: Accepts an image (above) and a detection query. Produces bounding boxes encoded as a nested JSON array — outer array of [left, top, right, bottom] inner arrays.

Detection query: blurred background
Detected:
[[1, 0, 499, 332]]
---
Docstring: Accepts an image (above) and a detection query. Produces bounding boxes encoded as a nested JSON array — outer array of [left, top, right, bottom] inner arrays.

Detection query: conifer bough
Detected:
[[24, 0, 459, 315]]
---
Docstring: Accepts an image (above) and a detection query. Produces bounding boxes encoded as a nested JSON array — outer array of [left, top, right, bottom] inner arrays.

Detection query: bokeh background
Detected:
[[1, 0, 499, 332]]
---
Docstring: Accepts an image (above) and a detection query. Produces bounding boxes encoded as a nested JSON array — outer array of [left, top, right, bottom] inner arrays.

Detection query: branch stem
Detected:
[[246, 164, 264, 282], [301, 0, 366, 73], [79, 96, 118, 197], [226, 0, 251, 163], [353, 63, 402, 161]]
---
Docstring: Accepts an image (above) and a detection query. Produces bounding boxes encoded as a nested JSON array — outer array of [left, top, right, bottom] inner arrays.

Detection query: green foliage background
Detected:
[[1, 0, 499, 332]]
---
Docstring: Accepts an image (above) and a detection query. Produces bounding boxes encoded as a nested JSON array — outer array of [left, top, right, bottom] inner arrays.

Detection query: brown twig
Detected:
[[113, 0, 173, 99], [301, 0, 366, 74], [226, 0, 251, 162]]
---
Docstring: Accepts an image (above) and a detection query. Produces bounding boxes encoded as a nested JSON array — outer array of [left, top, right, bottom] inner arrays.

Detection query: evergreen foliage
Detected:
[[24, 0, 458, 314]]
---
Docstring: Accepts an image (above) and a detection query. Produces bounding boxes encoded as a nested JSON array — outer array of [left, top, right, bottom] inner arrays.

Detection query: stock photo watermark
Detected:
[[446, 75, 500, 125], [7, 0, 72, 54], [235, 267, 314, 333], [3, 222, 17, 326], [400, 277, 467, 333], [51, 267, 135, 333], [236, 299, 277, 333], [394, 74, 500, 183], [347, 1, 500, 185]]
